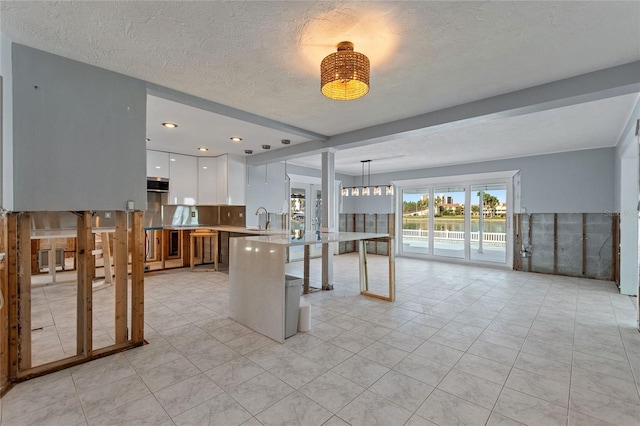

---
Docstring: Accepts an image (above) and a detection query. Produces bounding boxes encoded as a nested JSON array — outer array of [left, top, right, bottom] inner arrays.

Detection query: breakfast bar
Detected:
[[229, 231, 395, 343]]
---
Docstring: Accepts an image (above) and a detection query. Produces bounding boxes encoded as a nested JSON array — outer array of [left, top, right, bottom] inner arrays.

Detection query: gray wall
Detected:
[[245, 162, 355, 226], [246, 162, 288, 227], [614, 98, 639, 295], [345, 148, 616, 214], [1, 32, 14, 210], [10, 43, 147, 211]]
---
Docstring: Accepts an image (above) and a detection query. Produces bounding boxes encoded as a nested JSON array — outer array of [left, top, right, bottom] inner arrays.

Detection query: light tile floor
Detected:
[[1, 254, 639, 426]]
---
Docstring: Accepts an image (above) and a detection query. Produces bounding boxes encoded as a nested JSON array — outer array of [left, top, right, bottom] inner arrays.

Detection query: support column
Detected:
[[321, 149, 336, 290], [478, 190, 484, 253]]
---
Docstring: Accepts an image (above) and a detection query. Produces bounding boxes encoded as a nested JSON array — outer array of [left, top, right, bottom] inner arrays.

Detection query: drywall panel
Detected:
[[1, 33, 13, 210], [585, 213, 614, 280], [12, 44, 146, 211], [246, 162, 287, 227], [615, 98, 639, 295], [556, 213, 583, 276], [529, 214, 555, 274]]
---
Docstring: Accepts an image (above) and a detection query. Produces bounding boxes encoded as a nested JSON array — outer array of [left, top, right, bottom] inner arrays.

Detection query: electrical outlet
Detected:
[[239, 212, 243, 218], [105, 212, 111, 219], [191, 211, 196, 217]]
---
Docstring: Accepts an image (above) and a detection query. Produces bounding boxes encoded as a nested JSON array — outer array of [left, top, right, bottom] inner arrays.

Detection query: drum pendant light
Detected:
[[321, 42, 370, 101]]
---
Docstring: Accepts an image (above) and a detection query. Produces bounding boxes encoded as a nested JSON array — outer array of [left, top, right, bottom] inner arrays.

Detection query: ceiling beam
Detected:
[[247, 61, 640, 165], [146, 83, 329, 142]]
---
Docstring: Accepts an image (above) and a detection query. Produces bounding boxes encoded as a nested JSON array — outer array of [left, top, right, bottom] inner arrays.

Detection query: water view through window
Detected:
[[401, 183, 508, 264]]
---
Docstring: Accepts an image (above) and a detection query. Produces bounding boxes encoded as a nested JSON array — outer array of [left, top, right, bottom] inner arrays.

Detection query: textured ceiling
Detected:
[[2, 1, 639, 174]]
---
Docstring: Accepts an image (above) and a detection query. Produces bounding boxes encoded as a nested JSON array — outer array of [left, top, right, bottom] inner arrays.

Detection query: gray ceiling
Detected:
[[2, 1, 639, 175]]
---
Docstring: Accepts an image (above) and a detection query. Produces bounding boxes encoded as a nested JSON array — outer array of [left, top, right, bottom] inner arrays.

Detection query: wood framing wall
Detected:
[[0, 211, 145, 389], [338, 213, 395, 255], [0, 214, 9, 397], [514, 213, 620, 282]]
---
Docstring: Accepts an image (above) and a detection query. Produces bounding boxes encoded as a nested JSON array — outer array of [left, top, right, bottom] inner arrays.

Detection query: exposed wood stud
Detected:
[[101, 233, 113, 285], [612, 213, 620, 284], [114, 211, 128, 344], [7, 215, 18, 381], [130, 211, 145, 344], [513, 214, 522, 271], [76, 211, 93, 356], [17, 214, 32, 371], [582, 213, 587, 278], [303, 245, 310, 295], [0, 214, 10, 396], [553, 214, 558, 275], [528, 214, 533, 272], [181, 230, 190, 267]]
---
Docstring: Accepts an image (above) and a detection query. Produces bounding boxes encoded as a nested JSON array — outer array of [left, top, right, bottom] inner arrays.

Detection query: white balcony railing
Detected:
[[402, 229, 506, 244]]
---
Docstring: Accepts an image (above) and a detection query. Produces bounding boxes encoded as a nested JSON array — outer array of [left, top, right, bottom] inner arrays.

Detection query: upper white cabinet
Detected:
[[217, 154, 246, 205], [168, 153, 198, 205], [146, 150, 170, 179], [146, 150, 245, 205], [197, 157, 218, 205]]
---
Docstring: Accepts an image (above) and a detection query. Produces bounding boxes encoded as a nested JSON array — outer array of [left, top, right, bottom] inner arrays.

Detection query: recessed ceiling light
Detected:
[[230, 136, 242, 142], [162, 122, 178, 128], [155, 166, 161, 169], [244, 149, 253, 154], [202, 166, 208, 170], [170, 158, 176, 162], [281, 139, 291, 145], [262, 145, 271, 150], [198, 147, 208, 152]]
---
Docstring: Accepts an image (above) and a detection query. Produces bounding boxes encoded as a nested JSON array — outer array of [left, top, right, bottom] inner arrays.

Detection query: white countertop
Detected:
[[31, 228, 116, 239], [235, 231, 389, 247], [209, 225, 285, 235], [162, 225, 280, 235]]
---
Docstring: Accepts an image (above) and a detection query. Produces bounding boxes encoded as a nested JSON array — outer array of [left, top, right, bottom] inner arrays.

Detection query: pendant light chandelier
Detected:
[[321, 42, 370, 101], [341, 160, 394, 197]]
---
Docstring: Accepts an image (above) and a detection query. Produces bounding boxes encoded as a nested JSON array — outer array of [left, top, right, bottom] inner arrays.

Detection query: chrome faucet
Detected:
[[255, 207, 270, 230]]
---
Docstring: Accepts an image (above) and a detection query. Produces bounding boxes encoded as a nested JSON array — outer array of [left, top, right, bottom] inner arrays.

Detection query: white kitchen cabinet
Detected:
[[147, 150, 245, 205], [216, 154, 246, 205], [146, 150, 170, 179], [168, 153, 198, 205], [197, 157, 218, 204]]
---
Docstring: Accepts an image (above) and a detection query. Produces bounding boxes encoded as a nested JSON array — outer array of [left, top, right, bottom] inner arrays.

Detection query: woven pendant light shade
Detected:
[[321, 42, 370, 101]]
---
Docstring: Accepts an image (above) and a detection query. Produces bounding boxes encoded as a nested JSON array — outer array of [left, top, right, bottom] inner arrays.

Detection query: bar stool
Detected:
[[190, 230, 218, 271]]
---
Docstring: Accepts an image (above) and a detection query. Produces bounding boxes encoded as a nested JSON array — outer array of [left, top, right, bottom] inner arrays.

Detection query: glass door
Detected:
[[470, 183, 508, 263], [290, 188, 306, 261], [433, 186, 466, 259], [308, 186, 323, 257], [401, 189, 430, 255], [397, 175, 512, 266]]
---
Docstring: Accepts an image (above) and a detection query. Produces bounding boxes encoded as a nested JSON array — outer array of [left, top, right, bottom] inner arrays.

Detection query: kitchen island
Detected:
[[229, 231, 394, 343]]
